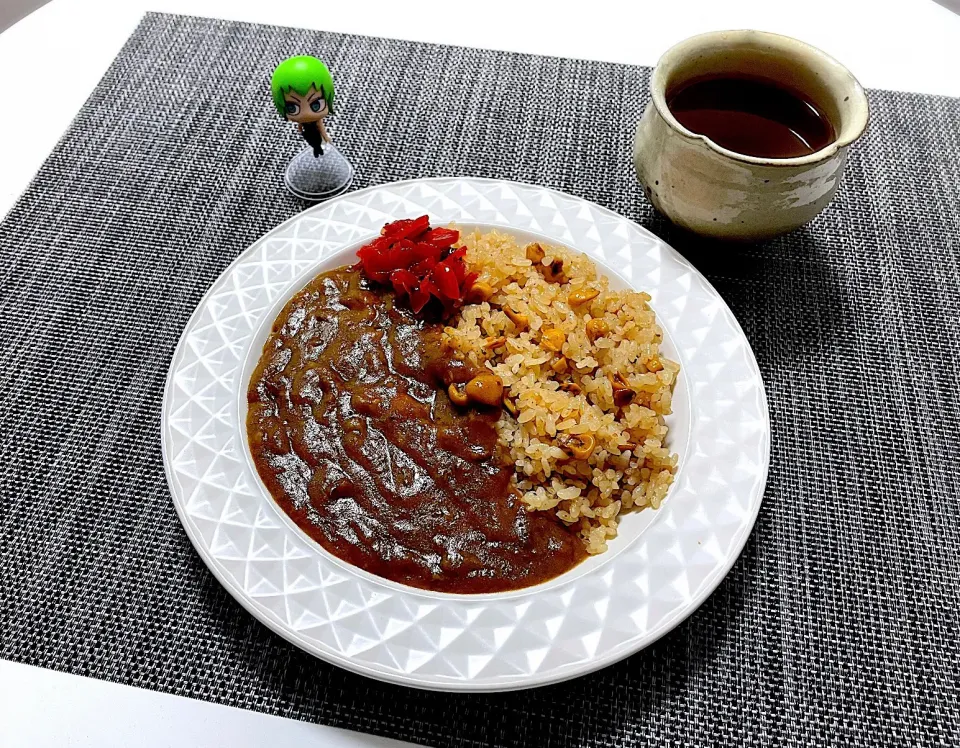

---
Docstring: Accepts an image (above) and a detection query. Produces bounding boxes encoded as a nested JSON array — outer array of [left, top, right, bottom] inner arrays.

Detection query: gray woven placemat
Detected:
[[1, 11, 958, 746]]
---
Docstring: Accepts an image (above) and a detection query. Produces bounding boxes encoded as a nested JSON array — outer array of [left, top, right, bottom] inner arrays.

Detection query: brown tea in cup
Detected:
[[666, 74, 836, 159], [633, 30, 870, 240]]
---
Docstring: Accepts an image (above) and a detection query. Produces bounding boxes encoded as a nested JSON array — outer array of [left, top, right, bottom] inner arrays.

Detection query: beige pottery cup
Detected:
[[633, 30, 869, 241]]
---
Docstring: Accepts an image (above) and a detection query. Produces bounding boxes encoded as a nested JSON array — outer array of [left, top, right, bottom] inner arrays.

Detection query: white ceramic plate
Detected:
[[162, 177, 769, 692]]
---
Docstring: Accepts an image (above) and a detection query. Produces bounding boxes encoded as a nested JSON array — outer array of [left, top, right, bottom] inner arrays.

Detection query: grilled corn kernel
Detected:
[[464, 281, 494, 304], [569, 287, 599, 306], [585, 318, 609, 342], [448, 382, 469, 406], [541, 328, 565, 352], [464, 374, 504, 406], [559, 433, 596, 460]]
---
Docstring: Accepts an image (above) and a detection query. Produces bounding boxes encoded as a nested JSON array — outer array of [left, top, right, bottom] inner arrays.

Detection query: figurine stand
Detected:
[[283, 144, 354, 201]]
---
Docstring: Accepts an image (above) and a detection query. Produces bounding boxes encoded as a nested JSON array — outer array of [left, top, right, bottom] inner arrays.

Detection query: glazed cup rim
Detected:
[[650, 29, 870, 167]]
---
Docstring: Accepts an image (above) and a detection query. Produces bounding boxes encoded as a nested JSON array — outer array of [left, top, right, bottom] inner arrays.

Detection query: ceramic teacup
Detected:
[[633, 30, 869, 241]]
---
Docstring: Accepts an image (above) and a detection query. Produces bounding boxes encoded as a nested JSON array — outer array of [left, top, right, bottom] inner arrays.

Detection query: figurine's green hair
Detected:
[[271, 56, 335, 117]]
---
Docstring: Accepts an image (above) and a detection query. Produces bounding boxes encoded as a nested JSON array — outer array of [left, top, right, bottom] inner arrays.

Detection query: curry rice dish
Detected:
[[247, 221, 679, 593]]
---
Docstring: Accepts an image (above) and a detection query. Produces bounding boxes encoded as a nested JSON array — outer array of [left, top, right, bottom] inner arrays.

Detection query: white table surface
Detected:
[[0, 661, 408, 747], [1, 1, 958, 745]]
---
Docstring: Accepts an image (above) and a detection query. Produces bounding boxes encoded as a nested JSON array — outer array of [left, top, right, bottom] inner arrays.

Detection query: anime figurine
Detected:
[[271, 56, 335, 157], [271, 55, 354, 200]]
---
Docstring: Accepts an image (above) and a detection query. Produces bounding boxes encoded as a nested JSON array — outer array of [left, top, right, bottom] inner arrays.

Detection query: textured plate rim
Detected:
[[162, 177, 770, 692]]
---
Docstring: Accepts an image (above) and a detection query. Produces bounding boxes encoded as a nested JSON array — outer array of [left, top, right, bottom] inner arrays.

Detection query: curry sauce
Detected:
[[246, 267, 585, 593]]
